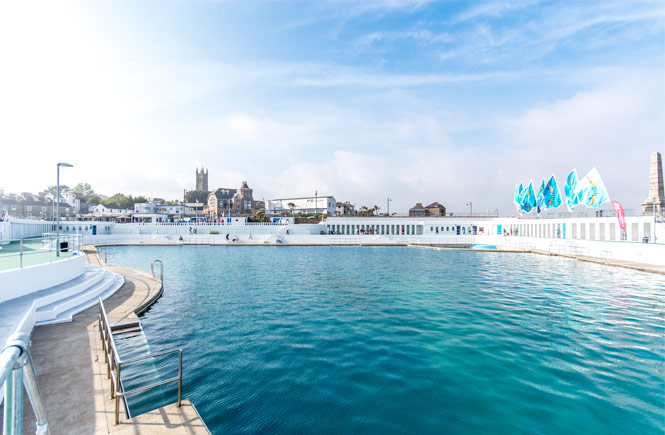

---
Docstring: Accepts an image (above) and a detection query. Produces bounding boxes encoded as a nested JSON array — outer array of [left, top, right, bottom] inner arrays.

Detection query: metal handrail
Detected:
[[98, 298, 182, 425], [150, 259, 163, 283], [1, 333, 50, 434], [600, 250, 613, 264], [0, 234, 82, 270]]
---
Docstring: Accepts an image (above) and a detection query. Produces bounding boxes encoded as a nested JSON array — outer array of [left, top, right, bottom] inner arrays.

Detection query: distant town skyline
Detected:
[[2, 1, 663, 215]]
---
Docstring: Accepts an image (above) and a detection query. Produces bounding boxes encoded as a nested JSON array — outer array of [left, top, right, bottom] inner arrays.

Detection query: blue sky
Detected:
[[1, 0, 663, 215]]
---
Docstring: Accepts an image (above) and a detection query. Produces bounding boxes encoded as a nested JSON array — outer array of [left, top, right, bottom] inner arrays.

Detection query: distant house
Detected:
[[206, 188, 236, 219], [0, 193, 55, 219], [205, 181, 257, 218], [425, 202, 446, 217], [90, 204, 133, 218], [335, 201, 354, 216], [409, 203, 428, 217], [131, 199, 187, 223], [409, 201, 447, 217], [409, 202, 447, 217]]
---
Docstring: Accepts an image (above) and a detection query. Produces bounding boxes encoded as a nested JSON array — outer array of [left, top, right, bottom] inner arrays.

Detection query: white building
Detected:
[[88, 204, 133, 218], [132, 200, 192, 223], [45, 190, 82, 218], [266, 196, 336, 215]]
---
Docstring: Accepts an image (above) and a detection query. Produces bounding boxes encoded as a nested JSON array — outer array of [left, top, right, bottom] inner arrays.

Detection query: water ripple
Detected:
[[107, 246, 665, 434]]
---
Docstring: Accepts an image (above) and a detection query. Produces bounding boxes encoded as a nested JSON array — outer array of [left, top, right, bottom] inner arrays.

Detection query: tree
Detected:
[[103, 193, 134, 209], [73, 182, 95, 200], [87, 194, 102, 205], [45, 185, 70, 195], [185, 190, 209, 203], [372, 205, 380, 216], [287, 202, 296, 216]]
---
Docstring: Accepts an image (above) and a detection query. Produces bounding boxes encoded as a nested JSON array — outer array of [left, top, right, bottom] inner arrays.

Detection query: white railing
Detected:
[[0, 234, 82, 269]]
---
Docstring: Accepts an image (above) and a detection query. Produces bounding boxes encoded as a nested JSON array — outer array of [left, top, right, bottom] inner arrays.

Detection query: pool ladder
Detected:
[[98, 297, 182, 425]]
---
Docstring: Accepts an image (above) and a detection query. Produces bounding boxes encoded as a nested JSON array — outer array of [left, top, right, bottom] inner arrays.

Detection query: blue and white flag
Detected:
[[521, 181, 537, 213], [564, 169, 580, 212], [543, 175, 562, 210], [536, 179, 546, 214], [577, 167, 610, 208], [514, 183, 523, 214]]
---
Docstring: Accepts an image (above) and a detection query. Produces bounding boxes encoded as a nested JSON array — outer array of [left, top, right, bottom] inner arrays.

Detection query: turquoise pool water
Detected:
[[103, 246, 665, 434]]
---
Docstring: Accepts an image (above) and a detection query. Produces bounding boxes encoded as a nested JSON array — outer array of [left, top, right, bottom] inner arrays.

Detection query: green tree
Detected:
[[72, 182, 95, 200], [103, 194, 134, 209], [287, 202, 296, 216], [45, 185, 70, 195], [185, 190, 209, 203], [87, 194, 102, 204]]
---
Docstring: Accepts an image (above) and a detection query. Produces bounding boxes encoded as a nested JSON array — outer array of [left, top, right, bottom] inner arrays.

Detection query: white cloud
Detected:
[[500, 72, 665, 211]]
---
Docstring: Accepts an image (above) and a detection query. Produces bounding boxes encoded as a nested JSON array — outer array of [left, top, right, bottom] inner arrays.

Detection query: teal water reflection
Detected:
[[104, 246, 665, 434]]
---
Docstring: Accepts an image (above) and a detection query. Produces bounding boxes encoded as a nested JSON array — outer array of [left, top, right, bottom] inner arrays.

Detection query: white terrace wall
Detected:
[[1, 218, 55, 243], [0, 254, 86, 304]]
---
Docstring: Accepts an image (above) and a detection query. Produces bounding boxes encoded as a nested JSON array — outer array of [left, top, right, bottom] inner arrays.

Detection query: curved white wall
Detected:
[[0, 254, 86, 304]]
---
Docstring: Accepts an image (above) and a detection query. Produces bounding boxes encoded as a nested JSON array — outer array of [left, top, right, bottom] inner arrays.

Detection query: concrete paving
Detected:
[[18, 246, 209, 434]]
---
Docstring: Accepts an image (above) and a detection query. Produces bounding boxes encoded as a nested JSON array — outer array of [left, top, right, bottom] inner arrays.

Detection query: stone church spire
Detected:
[[196, 167, 209, 192]]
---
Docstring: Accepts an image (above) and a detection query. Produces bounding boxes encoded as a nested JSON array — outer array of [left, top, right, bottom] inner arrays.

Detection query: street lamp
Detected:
[[315, 190, 318, 218], [466, 201, 472, 217], [387, 197, 392, 216], [56, 162, 73, 257]]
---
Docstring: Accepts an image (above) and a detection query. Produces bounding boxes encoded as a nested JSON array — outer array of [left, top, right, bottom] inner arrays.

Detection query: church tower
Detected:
[[196, 167, 209, 192]]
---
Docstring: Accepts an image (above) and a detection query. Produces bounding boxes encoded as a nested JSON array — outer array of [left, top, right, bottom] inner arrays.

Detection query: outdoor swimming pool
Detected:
[[103, 245, 665, 434]]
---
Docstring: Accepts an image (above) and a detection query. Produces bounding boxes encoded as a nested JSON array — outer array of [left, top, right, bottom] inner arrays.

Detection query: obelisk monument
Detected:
[[642, 151, 665, 215]]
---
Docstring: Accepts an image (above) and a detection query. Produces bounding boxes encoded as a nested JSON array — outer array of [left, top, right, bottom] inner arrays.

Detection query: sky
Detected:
[[1, 0, 664, 216]]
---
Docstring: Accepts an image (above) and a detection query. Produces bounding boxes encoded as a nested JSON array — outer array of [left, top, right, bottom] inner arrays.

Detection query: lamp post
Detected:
[[56, 162, 73, 257], [466, 201, 472, 217], [387, 197, 392, 216], [315, 190, 318, 218]]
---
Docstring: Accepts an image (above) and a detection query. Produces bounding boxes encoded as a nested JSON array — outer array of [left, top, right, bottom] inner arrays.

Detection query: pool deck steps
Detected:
[[21, 246, 210, 434], [0, 265, 124, 350], [34, 269, 124, 325]]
